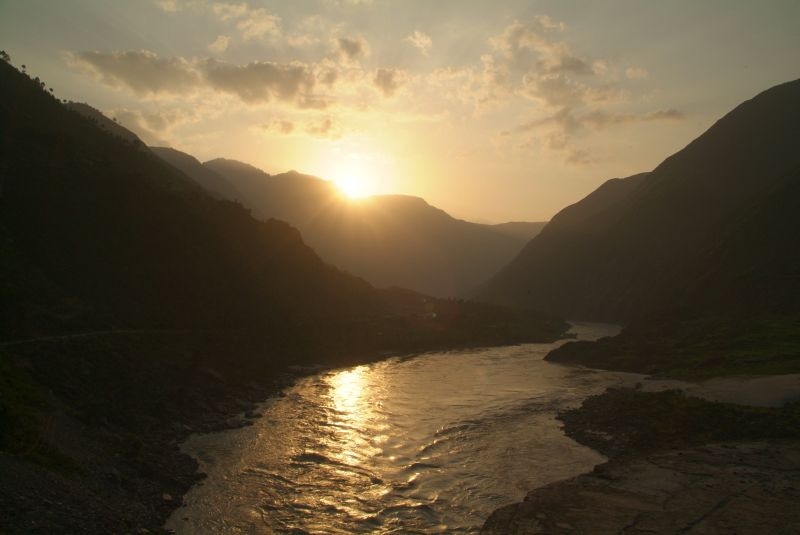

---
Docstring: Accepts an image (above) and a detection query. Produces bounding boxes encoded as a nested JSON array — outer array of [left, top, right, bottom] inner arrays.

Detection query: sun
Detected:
[[317, 148, 395, 200], [336, 173, 370, 199], [329, 163, 373, 199]]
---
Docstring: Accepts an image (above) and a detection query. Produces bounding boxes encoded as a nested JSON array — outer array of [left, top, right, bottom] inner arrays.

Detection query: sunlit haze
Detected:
[[2, 0, 797, 221]]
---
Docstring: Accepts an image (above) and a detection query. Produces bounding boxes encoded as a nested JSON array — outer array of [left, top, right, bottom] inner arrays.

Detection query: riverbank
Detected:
[[481, 386, 800, 534], [0, 315, 568, 534], [482, 439, 800, 534]]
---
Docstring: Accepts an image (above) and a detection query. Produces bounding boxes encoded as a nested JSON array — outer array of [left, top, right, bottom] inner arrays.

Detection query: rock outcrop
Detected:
[[482, 441, 800, 534]]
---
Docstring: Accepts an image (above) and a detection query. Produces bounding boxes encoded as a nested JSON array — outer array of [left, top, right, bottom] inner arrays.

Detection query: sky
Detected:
[[1, 1, 798, 222]]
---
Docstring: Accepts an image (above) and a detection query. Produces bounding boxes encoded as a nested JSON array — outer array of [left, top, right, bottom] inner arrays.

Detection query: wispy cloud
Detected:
[[211, 2, 281, 40], [207, 35, 230, 54], [625, 66, 649, 79], [404, 31, 432, 56]]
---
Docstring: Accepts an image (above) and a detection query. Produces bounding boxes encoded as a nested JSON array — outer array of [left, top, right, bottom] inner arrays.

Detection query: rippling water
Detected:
[[166, 323, 638, 534]]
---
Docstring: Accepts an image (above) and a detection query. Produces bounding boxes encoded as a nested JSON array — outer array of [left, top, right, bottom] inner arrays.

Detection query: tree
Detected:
[[0, 50, 9, 63]]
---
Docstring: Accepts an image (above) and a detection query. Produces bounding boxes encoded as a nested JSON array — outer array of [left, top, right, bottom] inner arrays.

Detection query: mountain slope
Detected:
[[479, 79, 800, 322], [150, 146, 241, 201], [65, 102, 145, 146], [203, 158, 543, 297], [0, 60, 381, 336], [490, 221, 548, 242]]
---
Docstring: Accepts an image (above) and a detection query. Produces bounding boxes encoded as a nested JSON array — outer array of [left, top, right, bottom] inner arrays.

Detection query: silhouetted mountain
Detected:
[[202, 158, 542, 297], [489, 221, 547, 242], [150, 147, 241, 201], [0, 59, 564, 345], [65, 102, 145, 146], [479, 79, 800, 323], [0, 61, 382, 336]]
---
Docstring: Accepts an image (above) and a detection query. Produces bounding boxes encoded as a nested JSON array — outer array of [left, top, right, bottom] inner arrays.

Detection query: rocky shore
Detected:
[[481, 387, 800, 534], [0, 332, 300, 534], [482, 440, 800, 534]]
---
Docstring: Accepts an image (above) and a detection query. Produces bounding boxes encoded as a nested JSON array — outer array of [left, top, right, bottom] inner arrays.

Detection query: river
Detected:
[[166, 323, 639, 534]]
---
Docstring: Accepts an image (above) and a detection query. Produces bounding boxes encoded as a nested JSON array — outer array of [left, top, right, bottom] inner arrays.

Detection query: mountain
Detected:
[[0, 62, 385, 337], [65, 102, 145, 146], [478, 79, 800, 323], [2, 60, 565, 345], [200, 157, 544, 297], [150, 146, 241, 201], [489, 221, 547, 242]]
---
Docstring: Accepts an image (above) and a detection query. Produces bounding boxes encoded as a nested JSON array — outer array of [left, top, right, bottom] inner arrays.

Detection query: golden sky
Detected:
[[2, 0, 798, 221]]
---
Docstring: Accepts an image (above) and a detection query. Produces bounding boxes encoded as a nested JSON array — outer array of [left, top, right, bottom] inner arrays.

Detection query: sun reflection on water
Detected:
[[326, 366, 385, 467], [331, 366, 366, 414]]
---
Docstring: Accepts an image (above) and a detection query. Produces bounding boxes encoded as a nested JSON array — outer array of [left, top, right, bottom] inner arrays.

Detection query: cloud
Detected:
[[513, 103, 684, 163], [323, 0, 374, 6], [305, 116, 342, 138], [154, 0, 180, 12], [625, 66, 649, 79], [208, 35, 230, 54], [335, 36, 370, 63], [489, 16, 572, 70], [644, 108, 683, 121], [113, 107, 196, 145], [66, 50, 322, 107], [65, 50, 199, 97], [404, 31, 432, 56], [581, 108, 685, 128], [202, 59, 315, 104], [211, 2, 247, 20], [260, 118, 295, 135], [212, 2, 281, 40], [259, 116, 343, 138], [287, 15, 343, 47], [373, 68, 406, 98], [519, 106, 684, 133], [565, 148, 594, 165]]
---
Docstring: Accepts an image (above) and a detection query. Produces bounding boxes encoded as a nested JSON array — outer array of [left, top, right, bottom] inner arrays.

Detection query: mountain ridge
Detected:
[[163, 155, 547, 297], [478, 78, 800, 322]]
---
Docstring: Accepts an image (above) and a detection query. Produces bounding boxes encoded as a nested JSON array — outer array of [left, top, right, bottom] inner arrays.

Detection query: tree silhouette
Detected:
[[0, 50, 9, 63]]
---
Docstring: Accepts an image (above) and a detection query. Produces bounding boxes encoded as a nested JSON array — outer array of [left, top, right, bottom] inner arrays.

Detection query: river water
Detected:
[[166, 323, 639, 534]]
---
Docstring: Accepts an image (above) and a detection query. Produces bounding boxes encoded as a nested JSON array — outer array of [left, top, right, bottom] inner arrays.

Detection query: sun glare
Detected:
[[324, 151, 385, 200], [336, 174, 370, 199]]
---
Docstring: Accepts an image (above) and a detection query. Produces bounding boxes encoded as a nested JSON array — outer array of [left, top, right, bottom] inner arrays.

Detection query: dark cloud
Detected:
[[373, 68, 405, 97], [201, 59, 315, 104], [335, 36, 369, 62], [66, 50, 199, 96]]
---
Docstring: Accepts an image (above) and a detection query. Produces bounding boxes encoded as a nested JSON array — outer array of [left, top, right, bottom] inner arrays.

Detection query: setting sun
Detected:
[[334, 173, 370, 199], [326, 152, 381, 199]]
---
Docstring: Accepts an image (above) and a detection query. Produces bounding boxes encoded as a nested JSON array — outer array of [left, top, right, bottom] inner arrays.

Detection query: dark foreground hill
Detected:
[[0, 59, 565, 533], [479, 79, 800, 324], [192, 157, 544, 297]]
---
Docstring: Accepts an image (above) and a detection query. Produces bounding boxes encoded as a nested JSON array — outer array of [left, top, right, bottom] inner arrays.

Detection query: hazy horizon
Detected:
[[2, 0, 797, 222]]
